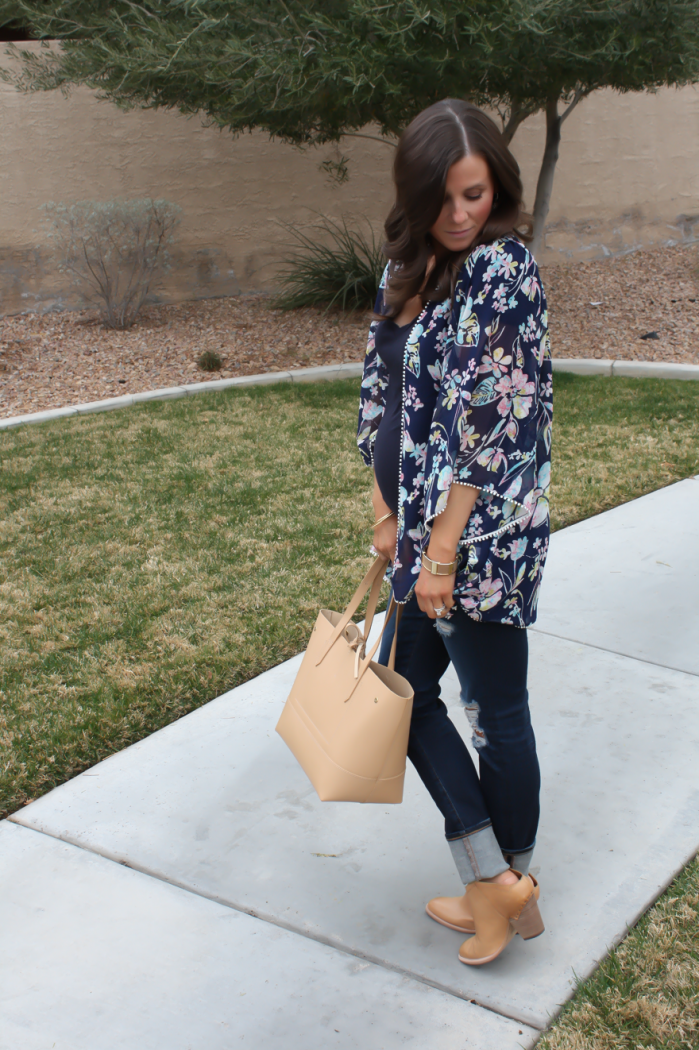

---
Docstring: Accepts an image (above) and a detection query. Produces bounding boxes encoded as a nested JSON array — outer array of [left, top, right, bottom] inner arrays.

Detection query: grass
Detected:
[[0, 380, 374, 819], [2, 372, 699, 821], [1, 371, 698, 1046], [539, 856, 699, 1050]]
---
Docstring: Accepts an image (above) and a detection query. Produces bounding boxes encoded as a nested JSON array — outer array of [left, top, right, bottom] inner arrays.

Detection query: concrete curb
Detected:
[[552, 358, 615, 375], [0, 362, 365, 431], [552, 358, 699, 380], [1, 357, 698, 432]]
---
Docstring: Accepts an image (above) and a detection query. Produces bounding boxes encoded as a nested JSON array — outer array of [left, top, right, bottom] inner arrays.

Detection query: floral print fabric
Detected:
[[357, 237, 552, 627]]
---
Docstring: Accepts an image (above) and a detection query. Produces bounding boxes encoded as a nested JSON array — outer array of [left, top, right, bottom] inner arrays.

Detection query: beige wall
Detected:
[[1, 42, 698, 314], [511, 86, 699, 257]]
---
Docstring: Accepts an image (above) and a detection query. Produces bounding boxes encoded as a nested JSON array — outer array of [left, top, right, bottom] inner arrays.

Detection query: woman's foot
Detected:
[[426, 874, 540, 936], [426, 892, 477, 934], [458, 871, 544, 966]]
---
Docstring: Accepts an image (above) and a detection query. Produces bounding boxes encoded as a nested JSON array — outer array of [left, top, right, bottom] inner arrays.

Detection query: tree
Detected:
[[2, 1, 699, 255]]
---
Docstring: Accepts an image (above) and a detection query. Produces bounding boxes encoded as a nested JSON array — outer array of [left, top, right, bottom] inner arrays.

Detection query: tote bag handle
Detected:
[[316, 556, 388, 667], [346, 597, 402, 701]]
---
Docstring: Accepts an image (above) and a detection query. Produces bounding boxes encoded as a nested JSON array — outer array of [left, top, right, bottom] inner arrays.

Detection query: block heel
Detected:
[[458, 872, 545, 966], [512, 893, 545, 939]]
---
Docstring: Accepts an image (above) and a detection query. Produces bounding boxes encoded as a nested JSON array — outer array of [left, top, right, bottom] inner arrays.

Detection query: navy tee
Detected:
[[372, 318, 412, 514]]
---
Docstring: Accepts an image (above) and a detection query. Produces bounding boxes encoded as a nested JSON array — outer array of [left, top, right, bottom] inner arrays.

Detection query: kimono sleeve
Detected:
[[423, 241, 546, 530], [356, 264, 390, 466]]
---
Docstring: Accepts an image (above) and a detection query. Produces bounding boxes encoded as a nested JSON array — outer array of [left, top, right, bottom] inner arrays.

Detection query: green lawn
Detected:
[[539, 856, 699, 1050], [1, 372, 698, 1048], [2, 372, 698, 818]]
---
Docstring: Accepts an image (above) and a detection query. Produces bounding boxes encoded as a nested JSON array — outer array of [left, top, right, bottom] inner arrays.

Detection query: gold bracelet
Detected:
[[372, 511, 396, 529], [421, 552, 459, 576]]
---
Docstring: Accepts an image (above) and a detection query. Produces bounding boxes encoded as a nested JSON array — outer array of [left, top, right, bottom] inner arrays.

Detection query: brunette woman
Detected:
[[357, 100, 552, 967]]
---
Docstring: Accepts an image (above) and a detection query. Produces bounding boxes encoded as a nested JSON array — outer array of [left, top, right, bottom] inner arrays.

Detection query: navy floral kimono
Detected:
[[357, 237, 552, 628]]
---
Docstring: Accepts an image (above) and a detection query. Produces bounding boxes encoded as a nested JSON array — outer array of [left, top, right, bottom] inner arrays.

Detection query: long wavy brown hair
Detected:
[[381, 99, 531, 318]]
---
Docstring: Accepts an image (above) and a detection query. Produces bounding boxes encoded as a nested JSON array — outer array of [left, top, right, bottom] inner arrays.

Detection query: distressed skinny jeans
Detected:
[[378, 594, 540, 885]]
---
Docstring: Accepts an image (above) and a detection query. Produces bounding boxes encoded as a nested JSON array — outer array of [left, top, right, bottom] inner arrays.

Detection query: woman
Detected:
[[357, 100, 553, 967]]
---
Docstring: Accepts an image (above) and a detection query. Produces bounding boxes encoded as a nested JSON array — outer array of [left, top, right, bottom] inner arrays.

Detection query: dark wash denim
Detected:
[[379, 595, 540, 881]]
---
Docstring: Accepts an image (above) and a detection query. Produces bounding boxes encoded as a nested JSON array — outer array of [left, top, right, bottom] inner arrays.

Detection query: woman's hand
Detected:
[[373, 516, 398, 562], [415, 566, 455, 619], [415, 484, 481, 619]]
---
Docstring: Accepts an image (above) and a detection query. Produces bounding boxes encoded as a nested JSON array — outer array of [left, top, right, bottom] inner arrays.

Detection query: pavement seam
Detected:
[[7, 818, 546, 1031], [529, 627, 699, 678], [2, 357, 699, 431]]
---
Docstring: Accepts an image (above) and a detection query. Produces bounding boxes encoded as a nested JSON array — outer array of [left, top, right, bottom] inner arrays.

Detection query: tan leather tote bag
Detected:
[[276, 557, 414, 803]]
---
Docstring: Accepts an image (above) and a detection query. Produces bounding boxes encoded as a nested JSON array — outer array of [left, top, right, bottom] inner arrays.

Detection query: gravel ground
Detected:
[[544, 243, 699, 363], [0, 298, 369, 420], [1, 244, 697, 420]]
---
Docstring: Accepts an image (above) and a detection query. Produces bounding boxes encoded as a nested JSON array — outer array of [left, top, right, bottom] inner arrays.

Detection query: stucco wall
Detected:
[[512, 86, 699, 258], [1, 42, 698, 314]]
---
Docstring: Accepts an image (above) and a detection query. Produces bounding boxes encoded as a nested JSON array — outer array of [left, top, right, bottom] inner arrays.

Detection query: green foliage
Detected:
[[3, 1, 699, 143], [274, 217, 384, 312], [319, 154, 350, 185], [197, 349, 223, 372], [3, 2, 699, 249], [43, 198, 180, 329]]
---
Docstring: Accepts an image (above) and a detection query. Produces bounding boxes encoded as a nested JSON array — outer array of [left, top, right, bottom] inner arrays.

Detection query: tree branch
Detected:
[[342, 132, 397, 148], [559, 86, 588, 126], [501, 100, 538, 145]]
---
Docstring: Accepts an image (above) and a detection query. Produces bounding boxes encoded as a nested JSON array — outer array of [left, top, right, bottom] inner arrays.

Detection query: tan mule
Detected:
[[426, 875, 541, 936], [458, 872, 544, 966]]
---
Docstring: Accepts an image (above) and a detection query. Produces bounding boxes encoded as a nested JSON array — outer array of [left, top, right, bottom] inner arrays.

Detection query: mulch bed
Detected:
[[1, 244, 697, 420], [544, 243, 699, 363]]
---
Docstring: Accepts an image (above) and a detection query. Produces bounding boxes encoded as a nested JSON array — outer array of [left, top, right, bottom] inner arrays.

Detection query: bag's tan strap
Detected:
[[353, 593, 395, 678], [315, 556, 388, 667], [362, 557, 387, 646], [347, 598, 404, 700]]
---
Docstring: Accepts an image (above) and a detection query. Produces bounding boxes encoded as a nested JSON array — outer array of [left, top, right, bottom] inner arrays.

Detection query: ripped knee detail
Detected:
[[462, 699, 488, 750], [434, 617, 456, 638]]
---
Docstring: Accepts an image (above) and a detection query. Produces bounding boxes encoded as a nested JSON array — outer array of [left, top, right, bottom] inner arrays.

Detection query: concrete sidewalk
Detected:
[[2, 477, 698, 1049]]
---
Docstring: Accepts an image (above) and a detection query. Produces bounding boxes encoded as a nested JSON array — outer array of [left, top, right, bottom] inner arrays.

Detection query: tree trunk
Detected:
[[501, 101, 530, 146], [530, 96, 562, 260]]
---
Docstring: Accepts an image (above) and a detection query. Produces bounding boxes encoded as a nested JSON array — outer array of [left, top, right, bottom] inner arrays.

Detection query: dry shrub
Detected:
[[43, 198, 180, 329]]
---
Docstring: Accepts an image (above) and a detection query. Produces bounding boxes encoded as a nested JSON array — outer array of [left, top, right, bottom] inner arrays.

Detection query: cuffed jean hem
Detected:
[[502, 847, 535, 876], [448, 825, 510, 884]]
